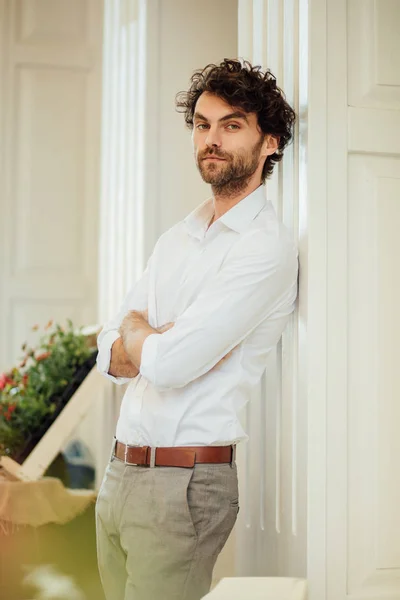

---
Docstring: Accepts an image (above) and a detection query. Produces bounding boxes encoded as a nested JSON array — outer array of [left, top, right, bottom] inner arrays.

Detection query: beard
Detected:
[[196, 136, 264, 197]]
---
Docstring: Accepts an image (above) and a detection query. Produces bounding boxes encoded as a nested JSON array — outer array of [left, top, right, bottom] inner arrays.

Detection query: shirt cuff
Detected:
[[139, 333, 161, 385], [96, 330, 133, 385]]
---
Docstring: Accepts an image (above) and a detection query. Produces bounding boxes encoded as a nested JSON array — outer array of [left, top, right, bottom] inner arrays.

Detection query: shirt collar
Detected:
[[184, 185, 267, 238]]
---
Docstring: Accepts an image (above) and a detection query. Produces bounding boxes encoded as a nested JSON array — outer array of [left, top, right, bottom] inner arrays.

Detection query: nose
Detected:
[[205, 127, 222, 148]]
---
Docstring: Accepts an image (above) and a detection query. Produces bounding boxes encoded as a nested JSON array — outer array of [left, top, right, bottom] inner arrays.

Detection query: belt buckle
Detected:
[[123, 443, 140, 466], [147, 447, 156, 468]]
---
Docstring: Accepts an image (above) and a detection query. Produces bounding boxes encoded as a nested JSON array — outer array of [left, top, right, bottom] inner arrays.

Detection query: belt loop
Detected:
[[110, 436, 117, 462], [124, 443, 129, 463], [149, 447, 156, 468], [230, 444, 236, 467]]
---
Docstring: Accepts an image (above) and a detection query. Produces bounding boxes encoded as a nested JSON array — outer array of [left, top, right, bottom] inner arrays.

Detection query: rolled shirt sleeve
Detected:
[[140, 230, 298, 389], [96, 330, 131, 385], [96, 258, 152, 384]]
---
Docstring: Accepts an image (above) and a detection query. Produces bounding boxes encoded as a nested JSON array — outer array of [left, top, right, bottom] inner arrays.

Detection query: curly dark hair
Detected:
[[176, 59, 296, 181]]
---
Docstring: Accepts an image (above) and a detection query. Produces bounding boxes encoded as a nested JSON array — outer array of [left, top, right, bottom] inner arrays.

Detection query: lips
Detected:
[[203, 157, 225, 161]]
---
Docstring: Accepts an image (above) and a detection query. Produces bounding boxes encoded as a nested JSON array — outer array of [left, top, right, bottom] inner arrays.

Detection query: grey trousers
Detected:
[[95, 455, 239, 600]]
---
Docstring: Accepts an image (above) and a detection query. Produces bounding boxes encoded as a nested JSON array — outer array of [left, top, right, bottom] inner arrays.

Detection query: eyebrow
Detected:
[[193, 111, 249, 124]]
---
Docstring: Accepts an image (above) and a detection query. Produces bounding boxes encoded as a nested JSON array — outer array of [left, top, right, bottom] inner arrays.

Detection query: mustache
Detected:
[[199, 149, 229, 160]]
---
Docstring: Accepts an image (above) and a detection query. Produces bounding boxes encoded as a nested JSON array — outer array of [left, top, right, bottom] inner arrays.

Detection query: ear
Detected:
[[261, 134, 279, 157]]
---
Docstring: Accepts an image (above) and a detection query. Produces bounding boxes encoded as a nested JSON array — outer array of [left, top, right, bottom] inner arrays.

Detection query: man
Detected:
[[96, 59, 298, 600]]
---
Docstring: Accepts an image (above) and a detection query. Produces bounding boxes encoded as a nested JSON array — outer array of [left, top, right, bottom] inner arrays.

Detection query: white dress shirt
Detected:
[[97, 185, 298, 447]]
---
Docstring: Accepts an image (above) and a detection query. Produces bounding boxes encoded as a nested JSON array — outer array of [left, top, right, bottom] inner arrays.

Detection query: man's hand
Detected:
[[108, 337, 139, 378], [108, 312, 174, 379], [137, 310, 175, 334], [118, 311, 175, 371], [119, 310, 151, 345], [119, 310, 174, 341]]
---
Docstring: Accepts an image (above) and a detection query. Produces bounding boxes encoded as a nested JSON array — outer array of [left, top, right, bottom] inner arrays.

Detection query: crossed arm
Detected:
[[99, 231, 298, 389], [108, 310, 232, 379], [108, 311, 173, 378]]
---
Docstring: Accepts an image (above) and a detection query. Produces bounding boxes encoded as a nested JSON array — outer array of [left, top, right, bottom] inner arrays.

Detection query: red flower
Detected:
[[0, 374, 16, 390], [22, 374, 29, 385], [0, 374, 6, 390], [5, 404, 16, 421], [36, 351, 51, 362]]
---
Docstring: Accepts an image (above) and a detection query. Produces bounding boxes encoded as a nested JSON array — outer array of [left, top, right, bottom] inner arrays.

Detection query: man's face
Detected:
[[192, 92, 266, 189]]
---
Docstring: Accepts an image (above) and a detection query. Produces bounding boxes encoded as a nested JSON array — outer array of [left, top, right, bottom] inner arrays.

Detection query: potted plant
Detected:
[[0, 319, 98, 462]]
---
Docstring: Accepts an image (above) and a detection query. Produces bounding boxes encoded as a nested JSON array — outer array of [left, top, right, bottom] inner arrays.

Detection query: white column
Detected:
[[236, 0, 308, 578], [98, 0, 147, 322], [94, 0, 149, 486]]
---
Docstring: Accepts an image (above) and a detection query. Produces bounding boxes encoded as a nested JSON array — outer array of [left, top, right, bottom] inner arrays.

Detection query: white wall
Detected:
[[0, 0, 103, 370], [145, 0, 238, 242]]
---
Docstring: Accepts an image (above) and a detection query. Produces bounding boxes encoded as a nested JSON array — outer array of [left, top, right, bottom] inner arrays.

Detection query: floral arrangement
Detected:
[[0, 319, 97, 460]]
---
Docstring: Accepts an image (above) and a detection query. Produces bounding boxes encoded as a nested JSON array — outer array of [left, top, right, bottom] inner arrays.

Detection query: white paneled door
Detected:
[[0, 0, 103, 369], [328, 2, 400, 598], [308, 1, 400, 599]]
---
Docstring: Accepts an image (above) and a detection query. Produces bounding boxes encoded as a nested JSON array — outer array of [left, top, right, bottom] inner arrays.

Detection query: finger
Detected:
[[220, 350, 233, 362], [157, 322, 174, 333], [213, 349, 234, 369], [129, 309, 147, 320]]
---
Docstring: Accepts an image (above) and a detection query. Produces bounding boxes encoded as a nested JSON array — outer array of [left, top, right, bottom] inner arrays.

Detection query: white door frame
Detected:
[[307, 0, 348, 598]]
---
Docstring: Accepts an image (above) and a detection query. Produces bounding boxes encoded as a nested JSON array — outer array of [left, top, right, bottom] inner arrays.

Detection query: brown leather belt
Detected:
[[113, 439, 236, 468]]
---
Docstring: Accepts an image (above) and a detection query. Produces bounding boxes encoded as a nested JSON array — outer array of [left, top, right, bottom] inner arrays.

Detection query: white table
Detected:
[[202, 577, 308, 600]]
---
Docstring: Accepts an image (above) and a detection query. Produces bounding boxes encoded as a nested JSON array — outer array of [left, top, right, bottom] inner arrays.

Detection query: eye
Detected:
[[196, 123, 209, 130], [226, 124, 240, 130]]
